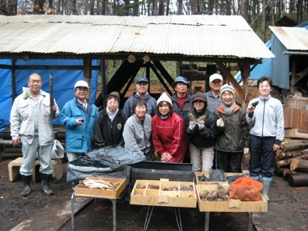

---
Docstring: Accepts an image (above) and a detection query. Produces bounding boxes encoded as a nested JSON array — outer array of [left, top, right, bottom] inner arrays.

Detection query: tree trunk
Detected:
[[288, 173, 308, 187], [281, 143, 308, 152], [261, 0, 267, 42], [290, 158, 308, 172], [276, 149, 308, 160]]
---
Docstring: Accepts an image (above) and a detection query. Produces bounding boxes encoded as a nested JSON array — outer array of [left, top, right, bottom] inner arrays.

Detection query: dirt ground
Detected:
[[0, 158, 253, 231]]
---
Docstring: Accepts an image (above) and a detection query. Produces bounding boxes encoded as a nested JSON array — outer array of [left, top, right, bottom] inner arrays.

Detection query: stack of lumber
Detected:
[[275, 139, 308, 187]]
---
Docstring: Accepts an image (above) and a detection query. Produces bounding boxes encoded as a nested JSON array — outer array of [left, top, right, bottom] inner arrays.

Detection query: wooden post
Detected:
[[241, 60, 250, 107], [83, 57, 92, 98], [100, 58, 107, 109]]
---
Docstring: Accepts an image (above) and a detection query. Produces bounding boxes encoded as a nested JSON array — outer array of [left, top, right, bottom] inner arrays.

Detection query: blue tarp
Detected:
[[0, 59, 98, 126]]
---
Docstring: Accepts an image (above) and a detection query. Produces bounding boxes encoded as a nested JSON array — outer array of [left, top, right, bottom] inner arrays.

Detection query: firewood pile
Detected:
[[275, 139, 308, 187]]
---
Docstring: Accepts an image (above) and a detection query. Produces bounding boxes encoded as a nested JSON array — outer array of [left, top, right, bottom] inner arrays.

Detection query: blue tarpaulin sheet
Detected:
[[0, 59, 98, 126]]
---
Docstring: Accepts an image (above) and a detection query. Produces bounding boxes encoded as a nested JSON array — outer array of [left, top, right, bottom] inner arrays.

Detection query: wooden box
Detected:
[[130, 179, 197, 208], [74, 177, 126, 199], [196, 184, 268, 212]]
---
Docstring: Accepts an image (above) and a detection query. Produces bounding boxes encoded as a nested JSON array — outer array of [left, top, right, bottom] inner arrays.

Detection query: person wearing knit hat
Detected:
[[152, 92, 187, 163], [171, 76, 192, 119], [93, 91, 127, 148], [214, 84, 249, 173], [123, 76, 157, 117], [184, 92, 217, 172], [220, 84, 235, 99], [206, 73, 223, 113]]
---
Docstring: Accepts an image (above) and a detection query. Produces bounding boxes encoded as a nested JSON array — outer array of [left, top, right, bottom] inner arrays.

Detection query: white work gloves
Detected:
[[216, 118, 224, 127], [189, 121, 197, 130], [196, 121, 204, 130], [244, 148, 249, 155]]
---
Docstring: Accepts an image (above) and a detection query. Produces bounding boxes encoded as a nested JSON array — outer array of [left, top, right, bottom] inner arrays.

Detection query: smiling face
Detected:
[[28, 73, 42, 96], [221, 90, 234, 107], [258, 80, 272, 98], [158, 102, 171, 116], [193, 100, 205, 112], [75, 87, 88, 102], [134, 104, 147, 119]]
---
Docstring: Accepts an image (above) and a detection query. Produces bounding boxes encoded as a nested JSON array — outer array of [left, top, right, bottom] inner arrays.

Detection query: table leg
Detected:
[[174, 208, 182, 231], [248, 212, 253, 231], [144, 206, 154, 231], [204, 212, 210, 231], [111, 200, 117, 231], [71, 192, 75, 230]]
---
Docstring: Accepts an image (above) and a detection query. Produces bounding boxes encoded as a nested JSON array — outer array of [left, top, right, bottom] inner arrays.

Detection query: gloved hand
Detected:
[[244, 148, 249, 155], [216, 118, 224, 127], [189, 121, 197, 130], [196, 121, 204, 130]]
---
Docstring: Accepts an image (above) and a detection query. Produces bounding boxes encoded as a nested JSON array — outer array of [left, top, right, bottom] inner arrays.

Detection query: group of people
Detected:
[[10, 73, 284, 201]]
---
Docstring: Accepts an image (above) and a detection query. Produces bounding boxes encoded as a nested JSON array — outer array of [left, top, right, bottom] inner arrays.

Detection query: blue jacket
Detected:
[[60, 97, 98, 153]]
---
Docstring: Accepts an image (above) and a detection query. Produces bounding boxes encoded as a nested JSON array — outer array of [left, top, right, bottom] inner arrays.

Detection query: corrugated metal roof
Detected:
[[0, 15, 274, 59], [269, 26, 308, 51]]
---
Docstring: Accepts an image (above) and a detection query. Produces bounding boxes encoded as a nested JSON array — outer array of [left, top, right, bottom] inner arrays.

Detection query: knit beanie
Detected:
[[107, 91, 120, 104], [220, 84, 234, 98], [157, 92, 172, 106]]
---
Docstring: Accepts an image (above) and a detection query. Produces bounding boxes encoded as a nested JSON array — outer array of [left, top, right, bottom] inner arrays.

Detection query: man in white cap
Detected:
[[60, 80, 98, 163], [206, 73, 223, 112], [123, 76, 156, 117]]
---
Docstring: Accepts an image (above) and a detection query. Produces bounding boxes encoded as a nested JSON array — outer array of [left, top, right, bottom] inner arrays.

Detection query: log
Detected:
[[276, 149, 306, 160], [281, 142, 308, 152], [288, 172, 308, 187], [282, 169, 298, 180], [276, 154, 308, 168], [290, 158, 308, 171], [275, 167, 288, 177]]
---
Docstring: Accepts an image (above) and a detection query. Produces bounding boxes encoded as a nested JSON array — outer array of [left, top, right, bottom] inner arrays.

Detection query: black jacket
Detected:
[[184, 108, 217, 148], [93, 108, 127, 148]]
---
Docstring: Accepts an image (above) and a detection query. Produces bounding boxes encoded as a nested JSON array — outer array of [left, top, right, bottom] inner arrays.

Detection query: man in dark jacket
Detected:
[[123, 77, 156, 117], [171, 76, 192, 119], [93, 92, 127, 148]]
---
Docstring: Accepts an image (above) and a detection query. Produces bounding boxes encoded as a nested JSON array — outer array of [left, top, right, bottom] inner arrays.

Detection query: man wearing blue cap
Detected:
[[123, 76, 157, 117], [171, 76, 192, 119]]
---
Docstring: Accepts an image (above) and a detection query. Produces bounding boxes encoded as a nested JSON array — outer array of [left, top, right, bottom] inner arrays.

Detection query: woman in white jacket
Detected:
[[123, 99, 152, 160]]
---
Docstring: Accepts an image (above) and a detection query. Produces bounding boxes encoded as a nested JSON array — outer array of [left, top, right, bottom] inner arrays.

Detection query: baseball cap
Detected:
[[209, 74, 223, 83], [74, 80, 89, 89], [136, 77, 149, 84]]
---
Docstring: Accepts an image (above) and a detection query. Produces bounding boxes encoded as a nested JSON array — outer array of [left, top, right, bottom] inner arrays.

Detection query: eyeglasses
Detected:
[[76, 87, 88, 91]]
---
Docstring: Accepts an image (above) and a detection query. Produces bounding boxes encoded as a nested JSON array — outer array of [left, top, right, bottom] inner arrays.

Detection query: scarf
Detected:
[[107, 108, 119, 121], [221, 101, 236, 115]]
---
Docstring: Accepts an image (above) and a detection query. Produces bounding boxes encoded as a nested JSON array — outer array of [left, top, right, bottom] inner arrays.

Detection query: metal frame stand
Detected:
[[71, 192, 117, 231], [203, 212, 254, 231], [143, 206, 183, 231]]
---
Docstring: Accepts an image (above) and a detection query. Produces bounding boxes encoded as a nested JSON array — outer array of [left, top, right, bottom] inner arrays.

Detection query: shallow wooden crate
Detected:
[[196, 184, 268, 212], [130, 179, 197, 208], [74, 177, 126, 199], [195, 172, 242, 185]]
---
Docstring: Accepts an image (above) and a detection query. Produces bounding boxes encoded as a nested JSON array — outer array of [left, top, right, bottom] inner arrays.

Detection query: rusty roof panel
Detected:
[[269, 26, 308, 50]]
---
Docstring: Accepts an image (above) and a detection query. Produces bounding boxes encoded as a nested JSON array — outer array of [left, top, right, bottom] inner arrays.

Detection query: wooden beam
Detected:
[[83, 57, 92, 98], [213, 57, 245, 101]]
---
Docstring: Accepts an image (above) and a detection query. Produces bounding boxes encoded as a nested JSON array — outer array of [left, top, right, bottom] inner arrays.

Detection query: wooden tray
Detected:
[[74, 177, 126, 199], [130, 179, 197, 208]]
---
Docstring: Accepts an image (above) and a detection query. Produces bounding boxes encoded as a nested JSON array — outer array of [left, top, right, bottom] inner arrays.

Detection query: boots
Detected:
[[21, 175, 32, 197], [261, 178, 271, 201], [41, 174, 54, 195]]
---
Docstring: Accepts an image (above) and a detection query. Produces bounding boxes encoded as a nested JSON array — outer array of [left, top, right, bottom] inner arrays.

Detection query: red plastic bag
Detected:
[[228, 177, 263, 201]]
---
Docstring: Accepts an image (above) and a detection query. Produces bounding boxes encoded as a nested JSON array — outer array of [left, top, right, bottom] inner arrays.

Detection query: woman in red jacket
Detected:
[[152, 92, 187, 163]]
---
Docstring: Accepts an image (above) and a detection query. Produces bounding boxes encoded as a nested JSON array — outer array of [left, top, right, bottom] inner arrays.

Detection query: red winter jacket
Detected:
[[152, 112, 187, 163]]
